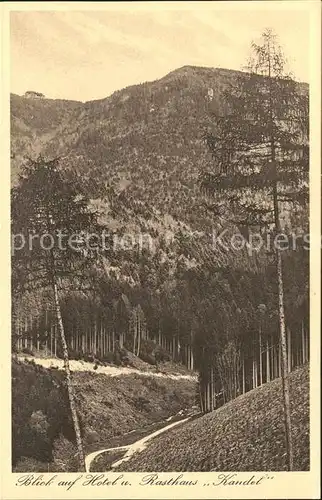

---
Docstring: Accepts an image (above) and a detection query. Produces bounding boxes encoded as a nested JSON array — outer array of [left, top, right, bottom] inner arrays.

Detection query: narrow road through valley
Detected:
[[19, 355, 196, 381], [85, 417, 191, 472]]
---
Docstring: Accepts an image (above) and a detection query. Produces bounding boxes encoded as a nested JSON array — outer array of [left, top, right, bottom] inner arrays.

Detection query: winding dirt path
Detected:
[[85, 417, 191, 472]]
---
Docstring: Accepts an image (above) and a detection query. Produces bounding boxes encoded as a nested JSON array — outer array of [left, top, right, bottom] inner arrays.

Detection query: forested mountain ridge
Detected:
[[11, 65, 308, 224], [10, 67, 251, 289], [11, 66, 235, 215], [11, 65, 308, 272]]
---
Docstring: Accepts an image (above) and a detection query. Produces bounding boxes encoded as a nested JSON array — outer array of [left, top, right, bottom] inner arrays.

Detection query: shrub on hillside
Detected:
[[135, 339, 172, 365], [102, 351, 116, 364], [29, 410, 50, 435], [119, 347, 131, 366], [12, 359, 76, 468], [154, 345, 172, 363], [67, 349, 82, 361], [52, 434, 79, 472], [22, 347, 34, 356], [140, 352, 157, 365], [13, 456, 50, 473], [133, 396, 151, 412]]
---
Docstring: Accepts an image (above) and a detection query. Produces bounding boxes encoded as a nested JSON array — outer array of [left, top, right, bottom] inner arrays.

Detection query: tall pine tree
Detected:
[[11, 156, 103, 471], [201, 29, 309, 470]]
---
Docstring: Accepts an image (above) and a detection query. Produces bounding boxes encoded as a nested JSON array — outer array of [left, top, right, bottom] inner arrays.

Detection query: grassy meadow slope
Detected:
[[115, 364, 309, 472]]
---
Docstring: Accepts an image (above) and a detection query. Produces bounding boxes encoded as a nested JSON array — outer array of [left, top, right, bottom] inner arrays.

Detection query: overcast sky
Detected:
[[10, 6, 310, 102]]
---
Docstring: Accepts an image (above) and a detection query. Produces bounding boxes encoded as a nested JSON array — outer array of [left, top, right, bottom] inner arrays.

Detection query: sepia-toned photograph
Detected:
[[6, 1, 317, 484]]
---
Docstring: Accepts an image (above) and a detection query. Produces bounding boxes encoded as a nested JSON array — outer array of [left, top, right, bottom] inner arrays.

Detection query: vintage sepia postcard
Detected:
[[0, 1, 321, 499]]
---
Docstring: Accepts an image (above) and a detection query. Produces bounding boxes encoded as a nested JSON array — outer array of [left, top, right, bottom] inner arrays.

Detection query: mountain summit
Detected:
[[10, 65, 308, 238]]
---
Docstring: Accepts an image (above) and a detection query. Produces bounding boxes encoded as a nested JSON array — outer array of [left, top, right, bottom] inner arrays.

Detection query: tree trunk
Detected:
[[133, 311, 137, 354], [77, 328, 80, 355], [52, 277, 85, 471], [36, 316, 40, 352], [19, 315, 22, 351], [199, 382, 204, 413], [81, 331, 85, 354], [73, 326, 76, 353], [24, 317, 28, 349], [94, 318, 97, 355], [44, 309, 48, 356], [54, 325, 57, 357], [259, 325, 263, 386], [107, 328, 110, 353], [242, 356, 246, 394], [305, 325, 309, 363], [269, 32, 293, 466], [100, 322, 103, 357], [287, 327, 292, 373], [276, 248, 293, 470], [255, 358, 258, 388], [207, 380, 210, 412], [136, 311, 141, 357], [51, 320, 54, 355], [266, 340, 270, 383], [253, 352, 258, 389], [211, 367, 215, 410], [29, 315, 33, 351], [272, 344, 276, 379], [15, 314, 20, 351]]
